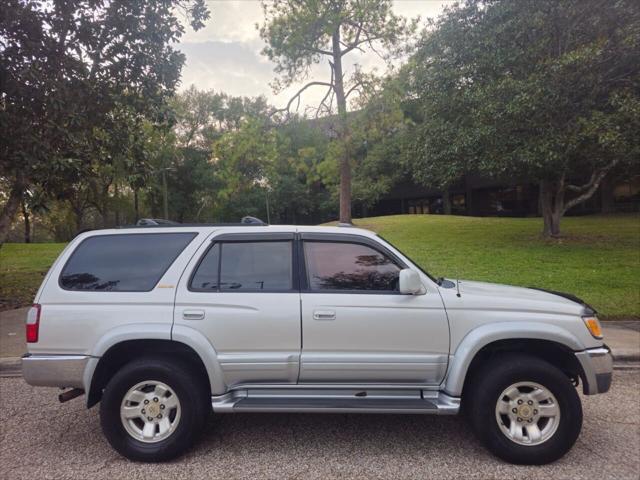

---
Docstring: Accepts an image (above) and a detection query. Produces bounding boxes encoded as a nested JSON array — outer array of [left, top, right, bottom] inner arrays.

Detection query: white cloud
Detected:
[[177, 0, 454, 110]]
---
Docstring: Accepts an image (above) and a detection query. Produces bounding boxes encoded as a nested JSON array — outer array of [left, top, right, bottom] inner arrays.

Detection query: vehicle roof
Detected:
[[77, 224, 378, 239]]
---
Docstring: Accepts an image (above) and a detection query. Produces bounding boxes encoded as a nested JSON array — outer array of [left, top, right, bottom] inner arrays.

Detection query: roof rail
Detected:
[[241, 216, 267, 226], [116, 216, 269, 229]]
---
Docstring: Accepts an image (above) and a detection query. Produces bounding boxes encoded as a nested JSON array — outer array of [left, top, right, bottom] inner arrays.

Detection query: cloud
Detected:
[[177, 0, 455, 110], [177, 40, 273, 98]]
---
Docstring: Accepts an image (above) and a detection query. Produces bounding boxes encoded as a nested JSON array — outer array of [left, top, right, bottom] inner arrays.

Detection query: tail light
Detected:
[[26, 304, 41, 343]]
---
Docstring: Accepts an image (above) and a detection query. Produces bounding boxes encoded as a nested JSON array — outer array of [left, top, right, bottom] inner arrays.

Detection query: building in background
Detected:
[[361, 174, 640, 218]]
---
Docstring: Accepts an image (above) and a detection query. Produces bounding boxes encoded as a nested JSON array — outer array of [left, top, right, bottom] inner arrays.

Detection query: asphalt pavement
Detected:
[[0, 370, 638, 480]]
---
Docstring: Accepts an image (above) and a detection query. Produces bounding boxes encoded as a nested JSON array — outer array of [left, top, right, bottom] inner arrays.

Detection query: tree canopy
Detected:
[[0, 0, 210, 243], [259, 0, 416, 223], [405, 0, 639, 236]]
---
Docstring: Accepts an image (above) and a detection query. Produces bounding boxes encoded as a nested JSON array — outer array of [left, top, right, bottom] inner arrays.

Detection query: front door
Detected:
[[174, 231, 301, 388], [298, 234, 449, 384]]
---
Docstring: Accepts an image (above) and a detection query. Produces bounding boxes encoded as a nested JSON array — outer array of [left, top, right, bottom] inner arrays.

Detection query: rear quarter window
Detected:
[[59, 233, 197, 292]]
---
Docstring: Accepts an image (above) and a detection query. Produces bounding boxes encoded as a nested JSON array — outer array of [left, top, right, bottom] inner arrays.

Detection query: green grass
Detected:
[[0, 243, 66, 309], [1, 214, 638, 318], [349, 214, 640, 319]]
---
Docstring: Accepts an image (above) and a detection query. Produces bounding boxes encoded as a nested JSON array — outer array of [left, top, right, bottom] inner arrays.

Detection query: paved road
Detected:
[[1, 371, 638, 480]]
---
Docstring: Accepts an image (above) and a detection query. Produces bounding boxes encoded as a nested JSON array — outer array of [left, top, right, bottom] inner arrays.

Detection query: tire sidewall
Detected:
[[100, 358, 208, 462], [469, 355, 583, 465]]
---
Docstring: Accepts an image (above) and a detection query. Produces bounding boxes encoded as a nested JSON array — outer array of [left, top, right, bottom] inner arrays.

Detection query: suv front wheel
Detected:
[[467, 354, 583, 464], [100, 356, 210, 462]]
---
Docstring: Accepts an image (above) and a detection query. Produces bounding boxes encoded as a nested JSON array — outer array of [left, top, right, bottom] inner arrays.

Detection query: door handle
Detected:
[[182, 309, 205, 321], [313, 310, 336, 321]]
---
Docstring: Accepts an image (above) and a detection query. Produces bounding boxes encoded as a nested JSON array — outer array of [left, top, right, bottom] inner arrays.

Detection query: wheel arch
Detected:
[[85, 325, 226, 408], [444, 322, 587, 397]]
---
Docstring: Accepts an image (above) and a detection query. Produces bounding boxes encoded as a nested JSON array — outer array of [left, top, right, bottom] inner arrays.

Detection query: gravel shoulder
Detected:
[[0, 371, 638, 480]]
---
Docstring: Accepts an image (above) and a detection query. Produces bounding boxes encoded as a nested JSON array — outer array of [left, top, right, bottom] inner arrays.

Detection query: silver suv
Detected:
[[22, 223, 612, 464]]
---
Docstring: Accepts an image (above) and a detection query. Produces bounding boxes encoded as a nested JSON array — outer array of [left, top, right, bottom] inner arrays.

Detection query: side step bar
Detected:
[[212, 389, 460, 415]]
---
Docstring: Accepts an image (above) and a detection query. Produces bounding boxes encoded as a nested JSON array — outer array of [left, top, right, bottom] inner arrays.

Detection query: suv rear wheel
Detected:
[[466, 354, 582, 465], [100, 356, 210, 462]]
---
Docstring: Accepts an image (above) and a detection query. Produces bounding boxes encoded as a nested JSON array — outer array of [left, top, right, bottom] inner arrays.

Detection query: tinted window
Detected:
[[304, 241, 401, 291], [190, 241, 293, 291], [60, 233, 196, 291], [190, 243, 220, 291], [221, 242, 292, 291]]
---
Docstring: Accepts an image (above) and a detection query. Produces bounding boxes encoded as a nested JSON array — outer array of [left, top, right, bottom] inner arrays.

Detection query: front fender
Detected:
[[443, 321, 586, 397]]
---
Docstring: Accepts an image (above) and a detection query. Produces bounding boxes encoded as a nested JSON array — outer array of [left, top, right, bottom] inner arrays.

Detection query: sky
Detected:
[[176, 0, 454, 111]]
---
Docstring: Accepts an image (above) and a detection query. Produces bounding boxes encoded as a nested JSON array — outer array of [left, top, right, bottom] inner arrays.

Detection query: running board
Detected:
[[212, 388, 460, 415]]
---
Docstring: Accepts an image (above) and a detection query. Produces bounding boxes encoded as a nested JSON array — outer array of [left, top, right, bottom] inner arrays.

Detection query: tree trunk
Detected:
[[134, 188, 140, 222], [539, 161, 618, 238], [21, 200, 31, 243], [539, 180, 561, 238], [332, 30, 351, 224], [0, 179, 24, 247], [162, 169, 169, 220], [600, 176, 615, 213], [114, 182, 120, 226], [442, 189, 452, 215], [72, 204, 84, 232]]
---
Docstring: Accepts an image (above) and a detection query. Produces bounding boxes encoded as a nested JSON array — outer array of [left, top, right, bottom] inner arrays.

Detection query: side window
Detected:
[[190, 241, 293, 291], [60, 233, 197, 291], [190, 243, 220, 291], [304, 241, 402, 292]]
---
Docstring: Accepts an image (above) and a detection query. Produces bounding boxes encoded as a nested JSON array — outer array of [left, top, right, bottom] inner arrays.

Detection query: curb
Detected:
[[612, 351, 640, 363], [0, 357, 22, 377]]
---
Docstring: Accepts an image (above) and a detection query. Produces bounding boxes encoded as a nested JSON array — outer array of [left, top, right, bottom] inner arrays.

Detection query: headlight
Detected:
[[582, 316, 603, 339]]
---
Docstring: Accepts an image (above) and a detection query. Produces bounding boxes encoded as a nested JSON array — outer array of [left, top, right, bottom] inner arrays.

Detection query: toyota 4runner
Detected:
[[22, 222, 612, 464]]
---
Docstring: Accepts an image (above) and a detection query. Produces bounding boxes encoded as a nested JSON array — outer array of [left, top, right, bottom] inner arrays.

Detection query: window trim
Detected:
[[58, 232, 198, 293], [299, 233, 408, 295], [188, 233, 298, 293]]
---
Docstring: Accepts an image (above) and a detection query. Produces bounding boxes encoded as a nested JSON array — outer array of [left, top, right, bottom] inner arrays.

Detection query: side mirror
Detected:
[[399, 269, 424, 295]]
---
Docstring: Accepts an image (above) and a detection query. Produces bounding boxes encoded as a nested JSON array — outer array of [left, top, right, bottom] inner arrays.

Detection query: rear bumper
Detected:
[[21, 354, 89, 389], [575, 345, 613, 395]]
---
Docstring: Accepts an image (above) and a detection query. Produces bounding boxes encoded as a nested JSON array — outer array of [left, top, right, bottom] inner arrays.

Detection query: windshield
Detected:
[[376, 234, 439, 284]]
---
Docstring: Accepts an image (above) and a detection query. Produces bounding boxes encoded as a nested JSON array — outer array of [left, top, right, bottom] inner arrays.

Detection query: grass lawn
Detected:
[[0, 243, 66, 310], [350, 214, 639, 319], [1, 214, 638, 318]]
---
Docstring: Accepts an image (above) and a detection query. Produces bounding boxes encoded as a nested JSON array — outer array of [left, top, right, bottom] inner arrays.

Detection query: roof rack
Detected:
[[116, 216, 269, 229]]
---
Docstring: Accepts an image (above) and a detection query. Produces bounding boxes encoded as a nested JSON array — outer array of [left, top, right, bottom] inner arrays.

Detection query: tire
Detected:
[[466, 353, 582, 465], [100, 356, 210, 462]]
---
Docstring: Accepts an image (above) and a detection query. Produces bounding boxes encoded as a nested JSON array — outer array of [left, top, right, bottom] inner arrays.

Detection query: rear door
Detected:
[[298, 233, 449, 385], [174, 231, 301, 388]]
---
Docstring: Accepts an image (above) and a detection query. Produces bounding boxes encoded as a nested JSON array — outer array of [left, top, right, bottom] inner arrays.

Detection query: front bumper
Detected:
[[22, 354, 89, 389], [574, 345, 613, 395]]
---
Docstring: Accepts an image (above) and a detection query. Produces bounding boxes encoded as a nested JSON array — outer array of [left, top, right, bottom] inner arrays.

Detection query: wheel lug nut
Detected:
[[144, 400, 149, 404], [157, 414, 162, 419], [141, 409, 146, 414], [534, 409, 538, 414], [528, 400, 533, 405], [160, 404, 165, 410], [153, 397, 158, 402], [512, 408, 517, 413], [147, 416, 153, 421], [517, 400, 523, 405], [517, 417, 522, 422], [527, 419, 533, 423]]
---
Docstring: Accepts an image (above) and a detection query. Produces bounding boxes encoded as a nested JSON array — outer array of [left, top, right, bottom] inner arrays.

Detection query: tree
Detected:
[[406, 0, 639, 237], [259, 0, 416, 224], [212, 118, 279, 221], [0, 0, 209, 244]]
